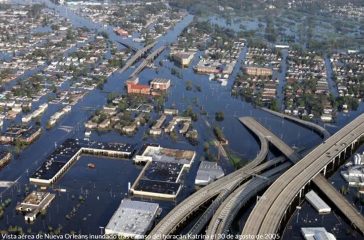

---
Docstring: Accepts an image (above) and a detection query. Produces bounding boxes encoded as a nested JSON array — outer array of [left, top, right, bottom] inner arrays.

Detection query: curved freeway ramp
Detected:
[[242, 113, 364, 236], [205, 162, 291, 239], [239, 117, 301, 163], [261, 108, 331, 140], [147, 119, 270, 239]]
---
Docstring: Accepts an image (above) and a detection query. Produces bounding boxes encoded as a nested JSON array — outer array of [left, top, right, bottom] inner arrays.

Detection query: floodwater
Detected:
[[0, 1, 363, 237]]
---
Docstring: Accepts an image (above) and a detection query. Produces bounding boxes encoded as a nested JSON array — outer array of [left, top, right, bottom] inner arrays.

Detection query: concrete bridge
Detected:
[[129, 45, 166, 77], [147, 118, 275, 239], [119, 42, 156, 73], [204, 162, 291, 239], [243, 113, 364, 236], [239, 117, 301, 163], [261, 107, 331, 140]]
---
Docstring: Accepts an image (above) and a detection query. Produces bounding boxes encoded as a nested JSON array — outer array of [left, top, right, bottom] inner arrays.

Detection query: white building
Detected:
[[305, 190, 331, 214], [301, 227, 336, 240], [105, 199, 159, 239], [195, 161, 225, 186]]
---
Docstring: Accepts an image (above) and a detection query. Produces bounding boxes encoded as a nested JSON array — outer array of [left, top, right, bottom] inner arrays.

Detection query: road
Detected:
[[242, 113, 364, 235], [261, 108, 331, 140], [205, 162, 292, 239], [148, 115, 291, 239], [119, 42, 156, 73], [239, 117, 301, 163], [129, 45, 166, 77]]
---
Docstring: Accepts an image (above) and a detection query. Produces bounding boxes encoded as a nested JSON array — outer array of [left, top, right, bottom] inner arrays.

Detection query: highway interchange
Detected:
[[147, 112, 364, 239]]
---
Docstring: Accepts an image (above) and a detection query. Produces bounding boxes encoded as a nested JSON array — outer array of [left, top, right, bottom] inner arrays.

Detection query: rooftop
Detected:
[[22, 191, 49, 206], [30, 139, 136, 181], [151, 78, 170, 84], [195, 161, 225, 186], [105, 199, 159, 238], [142, 145, 195, 166]]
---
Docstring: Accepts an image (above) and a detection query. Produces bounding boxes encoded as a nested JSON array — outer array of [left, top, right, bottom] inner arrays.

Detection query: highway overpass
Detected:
[[129, 45, 166, 77], [119, 42, 156, 73], [243, 113, 364, 236], [147, 117, 274, 239], [205, 162, 291, 239], [239, 117, 301, 163], [261, 108, 330, 140]]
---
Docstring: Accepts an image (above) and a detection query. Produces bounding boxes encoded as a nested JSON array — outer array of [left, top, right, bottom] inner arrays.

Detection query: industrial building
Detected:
[[29, 139, 136, 186], [195, 161, 225, 186], [305, 190, 331, 214], [16, 191, 55, 222], [105, 199, 159, 239]]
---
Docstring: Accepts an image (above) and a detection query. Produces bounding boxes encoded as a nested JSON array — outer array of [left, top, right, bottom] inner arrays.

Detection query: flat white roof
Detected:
[[305, 190, 331, 213], [105, 199, 159, 238], [142, 146, 195, 166], [195, 161, 224, 185], [301, 227, 336, 240]]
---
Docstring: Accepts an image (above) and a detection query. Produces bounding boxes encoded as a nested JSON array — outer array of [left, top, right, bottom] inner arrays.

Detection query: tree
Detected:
[[215, 111, 225, 121]]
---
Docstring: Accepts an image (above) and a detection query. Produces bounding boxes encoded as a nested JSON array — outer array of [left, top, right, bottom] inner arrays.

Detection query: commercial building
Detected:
[[131, 161, 185, 199], [195, 161, 225, 186], [171, 51, 195, 67], [16, 191, 55, 222], [133, 144, 195, 166], [29, 139, 136, 186], [105, 199, 159, 239], [150, 78, 171, 91], [131, 144, 196, 199], [305, 190, 331, 214], [127, 83, 150, 95]]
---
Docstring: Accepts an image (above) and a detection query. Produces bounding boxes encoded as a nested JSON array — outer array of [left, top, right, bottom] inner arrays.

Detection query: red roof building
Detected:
[[127, 83, 150, 95]]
